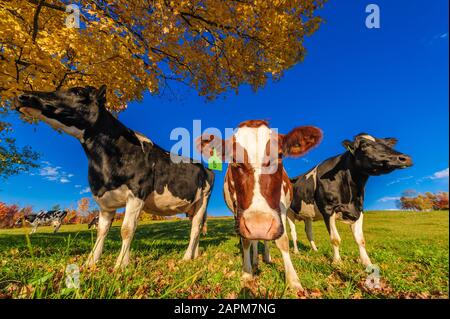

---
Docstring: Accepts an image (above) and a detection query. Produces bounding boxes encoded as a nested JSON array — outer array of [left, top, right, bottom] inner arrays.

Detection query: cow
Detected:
[[197, 120, 322, 291], [15, 210, 67, 234], [288, 133, 413, 267], [15, 85, 215, 269]]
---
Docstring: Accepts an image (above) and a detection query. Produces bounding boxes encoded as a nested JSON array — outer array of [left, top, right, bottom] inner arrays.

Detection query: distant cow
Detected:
[[88, 215, 99, 229], [197, 120, 322, 290], [15, 86, 214, 269], [15, 210, 67, 234], [289, 133, 413, 266]]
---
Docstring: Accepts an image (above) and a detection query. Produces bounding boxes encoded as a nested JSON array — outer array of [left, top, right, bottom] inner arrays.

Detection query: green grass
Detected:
[[0, 211, 448, 299]]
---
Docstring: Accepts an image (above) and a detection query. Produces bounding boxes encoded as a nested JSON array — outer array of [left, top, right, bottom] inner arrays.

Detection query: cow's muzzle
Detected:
[[239, 212, 283, 241], [15, 94, 43, 113], [391, 154, 413, 169]]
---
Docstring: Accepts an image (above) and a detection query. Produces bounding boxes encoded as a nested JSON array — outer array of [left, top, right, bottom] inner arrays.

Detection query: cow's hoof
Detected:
[[84, 262, 96, 270], [241, 272, 253, 282], [288, 281, 304, 292], [181, 255, 193, 261], [293, 249, 300, 255], [113, 265, 124, 271], [263, 255, 272, 263], [332, 258, 342, 265], [113, 261, 129, 271], [83, 257, 96, 269]]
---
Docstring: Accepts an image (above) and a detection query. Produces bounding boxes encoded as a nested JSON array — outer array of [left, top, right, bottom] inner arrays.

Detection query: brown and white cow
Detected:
[[197, 120, 322, 290]]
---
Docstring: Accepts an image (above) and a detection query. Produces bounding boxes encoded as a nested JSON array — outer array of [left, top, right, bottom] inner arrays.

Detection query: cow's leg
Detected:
[[30, 223, 37, 234], [182, 189, 210, 261], [85, 210, 116, 268], [327, 214, 341, 264], [115, 197, 144, 269], [304, 218, 318, 251], [263, 240, 271, 263], [350, 213, 372, 267], [275, 212, 303, 291], [286, 210, 299, 254], [241, 238, 253, 281], [53, 221, 62, 233], [182, 207, 204, 260], [251, 241, 258, 267]]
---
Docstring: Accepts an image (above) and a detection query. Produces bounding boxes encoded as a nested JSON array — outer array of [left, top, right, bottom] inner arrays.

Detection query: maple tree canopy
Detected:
[[0, 0, 325, 110]]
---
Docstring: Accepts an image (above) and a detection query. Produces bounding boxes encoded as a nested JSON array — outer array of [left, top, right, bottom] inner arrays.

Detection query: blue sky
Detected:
[[1, 0, 448, 214]]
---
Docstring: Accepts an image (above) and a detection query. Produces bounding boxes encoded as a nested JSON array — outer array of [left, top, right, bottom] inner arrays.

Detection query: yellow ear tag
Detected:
[[208, 148, 222, 171]]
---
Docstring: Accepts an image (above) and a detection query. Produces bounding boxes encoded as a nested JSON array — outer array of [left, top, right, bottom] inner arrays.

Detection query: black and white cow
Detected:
[[288, 133, 413, 266], [15, 210, 68, 234], [15, 86, 214, 269]]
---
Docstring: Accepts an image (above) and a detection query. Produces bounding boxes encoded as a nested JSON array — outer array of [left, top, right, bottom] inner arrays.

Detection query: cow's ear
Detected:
[[342, 140, 355, 154], [382, 138, 398, 147], [282, 126, 323, 157], [96, 85, 107, 107], [195, 134, 226, 161]]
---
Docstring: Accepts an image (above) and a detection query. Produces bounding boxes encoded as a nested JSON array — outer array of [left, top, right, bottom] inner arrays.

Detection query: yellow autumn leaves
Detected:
[[0, 0, 325, 111]]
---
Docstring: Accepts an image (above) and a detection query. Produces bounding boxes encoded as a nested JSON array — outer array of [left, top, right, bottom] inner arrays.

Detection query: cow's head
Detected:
[[343, 133, 413, 176], [15, 85, 107, 140], [14, 214, 35, 227], [197, 120, 322, 241]]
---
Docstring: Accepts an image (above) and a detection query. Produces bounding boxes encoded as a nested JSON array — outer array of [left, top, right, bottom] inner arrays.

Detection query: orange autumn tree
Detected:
[[0, 0, 326, 174]]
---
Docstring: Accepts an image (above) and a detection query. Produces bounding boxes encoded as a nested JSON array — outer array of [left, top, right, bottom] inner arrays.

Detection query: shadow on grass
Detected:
[[0, 219, 236, 258]]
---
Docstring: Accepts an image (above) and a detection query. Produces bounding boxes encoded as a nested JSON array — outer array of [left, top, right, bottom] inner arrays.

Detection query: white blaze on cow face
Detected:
[[234, 125, 275, 169]]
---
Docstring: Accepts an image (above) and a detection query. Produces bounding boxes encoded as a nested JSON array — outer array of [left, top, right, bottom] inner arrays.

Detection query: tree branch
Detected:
[[27, 0, 66, 12], [31, 0, 44, 42]]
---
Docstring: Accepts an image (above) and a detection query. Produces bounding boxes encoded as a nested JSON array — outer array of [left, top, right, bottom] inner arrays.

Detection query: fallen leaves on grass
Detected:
[[6, 282, 34, 298]]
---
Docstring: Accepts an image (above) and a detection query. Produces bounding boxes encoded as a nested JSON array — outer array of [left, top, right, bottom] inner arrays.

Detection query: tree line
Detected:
[[397, 191, 449, 212]]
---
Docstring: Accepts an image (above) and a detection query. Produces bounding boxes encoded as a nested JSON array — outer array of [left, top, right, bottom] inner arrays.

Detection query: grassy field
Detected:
[[0, 211, 448, 299]]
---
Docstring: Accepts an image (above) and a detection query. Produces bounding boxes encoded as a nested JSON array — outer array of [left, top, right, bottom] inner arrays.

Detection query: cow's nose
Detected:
[[397, 155, 413, 167], [239, 212, 283, 240]]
